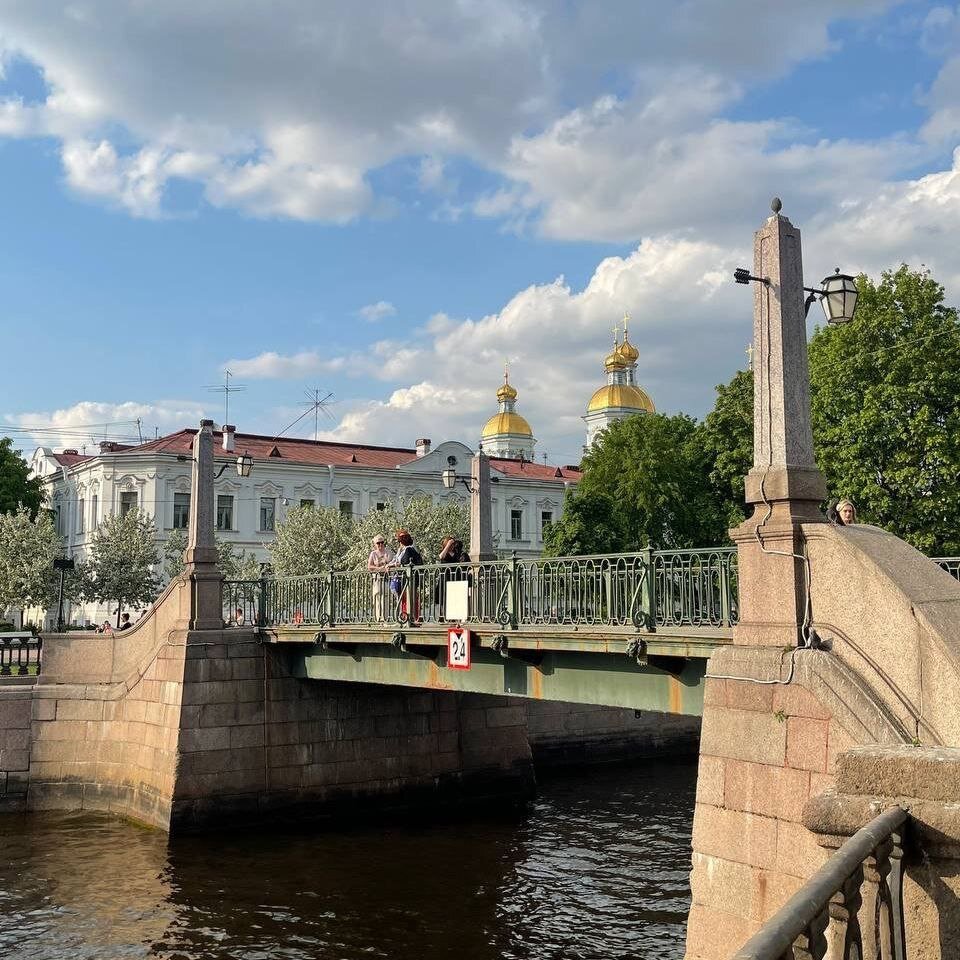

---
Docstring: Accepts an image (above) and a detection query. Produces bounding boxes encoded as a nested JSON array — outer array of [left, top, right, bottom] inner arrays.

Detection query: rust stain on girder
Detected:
[[668, 675, 682, 715], [530, 666, 544, 700]]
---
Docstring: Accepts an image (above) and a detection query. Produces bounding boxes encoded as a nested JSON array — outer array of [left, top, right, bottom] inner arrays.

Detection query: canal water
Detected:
[[0, 758, 696, 959]]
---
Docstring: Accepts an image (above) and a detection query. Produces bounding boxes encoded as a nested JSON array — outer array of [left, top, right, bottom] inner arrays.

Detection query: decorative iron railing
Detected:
[[223, 547, 739, 631], [0, 633, 42, 677], [732, 806, 907, 960], [933, 556, 960, 580]]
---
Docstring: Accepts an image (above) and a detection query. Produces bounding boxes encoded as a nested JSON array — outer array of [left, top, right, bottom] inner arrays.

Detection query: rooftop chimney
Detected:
[[99, 440, 116, 453], [223, 424, 236, 453], [62, 448, 78, 456], [415, 438, 431, 458]]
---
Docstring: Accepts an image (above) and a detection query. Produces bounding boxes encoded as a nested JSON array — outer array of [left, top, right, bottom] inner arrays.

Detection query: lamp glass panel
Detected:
[[821, 273, 858, 325], [441, 468, 456, 490]]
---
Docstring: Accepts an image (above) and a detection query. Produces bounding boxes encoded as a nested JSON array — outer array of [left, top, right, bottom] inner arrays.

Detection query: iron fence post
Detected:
[[258, 574, 268, 628], [639, 548, 655, 629], [508, 552, 520, 629], [325, 570, 336, 626]]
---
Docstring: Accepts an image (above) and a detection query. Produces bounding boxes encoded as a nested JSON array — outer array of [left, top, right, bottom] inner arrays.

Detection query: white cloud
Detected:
[[224, 351, 345, 380], [3, 399, 206, 451], [357, 300, 397, 322]]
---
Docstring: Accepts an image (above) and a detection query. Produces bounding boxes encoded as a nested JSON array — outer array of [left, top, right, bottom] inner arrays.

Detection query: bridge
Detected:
[[224, 548, 738, 716]]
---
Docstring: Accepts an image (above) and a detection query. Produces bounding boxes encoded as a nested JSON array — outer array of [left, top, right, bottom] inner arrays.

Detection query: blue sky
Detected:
[[2, 1, 960, 466]]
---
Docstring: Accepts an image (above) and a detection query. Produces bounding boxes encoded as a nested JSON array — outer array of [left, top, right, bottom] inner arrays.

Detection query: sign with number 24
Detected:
[[447, 627, 471, 670]]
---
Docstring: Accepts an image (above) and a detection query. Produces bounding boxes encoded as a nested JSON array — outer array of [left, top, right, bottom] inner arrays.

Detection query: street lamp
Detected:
[[442, 456, 497, 493], [177, 451, 253, 478], [733, 200, 859, 325]]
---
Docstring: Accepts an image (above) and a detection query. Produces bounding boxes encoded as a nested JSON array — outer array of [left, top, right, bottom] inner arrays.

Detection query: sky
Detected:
[[2, 1, 960, 467]]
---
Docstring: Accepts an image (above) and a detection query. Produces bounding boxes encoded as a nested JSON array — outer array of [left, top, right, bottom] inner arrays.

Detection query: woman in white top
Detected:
[[367, 534, 394, 621]]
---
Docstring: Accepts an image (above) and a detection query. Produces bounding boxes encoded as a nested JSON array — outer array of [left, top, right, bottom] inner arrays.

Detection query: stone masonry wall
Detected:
[[172, 634, 535, 829], [525, 700, 700, 768], [0, 685, 33, 811], [684, 672, 857, 960]]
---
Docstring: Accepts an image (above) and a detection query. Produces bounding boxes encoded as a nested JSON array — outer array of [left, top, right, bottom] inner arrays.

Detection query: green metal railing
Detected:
[[223, 548, 740, 631]]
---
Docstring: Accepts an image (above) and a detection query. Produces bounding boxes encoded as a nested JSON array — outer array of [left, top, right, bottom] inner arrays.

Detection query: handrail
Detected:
[[0, 632, 42, 678], [932, 556, 960, 580], [732, 806, 907, 960], [223, 547, 739, 632]]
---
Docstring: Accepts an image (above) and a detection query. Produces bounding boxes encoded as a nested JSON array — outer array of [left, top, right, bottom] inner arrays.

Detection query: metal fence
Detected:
[[0, 633, 42, 677], [223, 547, 740, 631], [933, 557, 960, 580], [732, 806, 907, 960]]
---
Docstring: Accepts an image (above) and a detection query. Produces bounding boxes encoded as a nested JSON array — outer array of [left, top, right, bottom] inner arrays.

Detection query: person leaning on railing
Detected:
[[367, 534, 394, 621]]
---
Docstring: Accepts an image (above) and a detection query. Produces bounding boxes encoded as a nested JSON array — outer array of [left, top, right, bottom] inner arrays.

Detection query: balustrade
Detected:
[[222, 548, 740, 631], [0, 632, 42, 677], [732, 806, 907, 960]]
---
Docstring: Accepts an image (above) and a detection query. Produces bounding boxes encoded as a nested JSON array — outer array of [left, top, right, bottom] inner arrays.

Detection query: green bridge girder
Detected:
[[266, 624, 728, 715]]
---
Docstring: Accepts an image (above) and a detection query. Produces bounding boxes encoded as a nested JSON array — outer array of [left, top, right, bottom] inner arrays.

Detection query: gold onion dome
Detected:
[[587, 384, 656, 414], [481, 411, 533, 438], [617, 336, 639, 363], [604, 348, 627, 372], [496, 381, 518, 402]]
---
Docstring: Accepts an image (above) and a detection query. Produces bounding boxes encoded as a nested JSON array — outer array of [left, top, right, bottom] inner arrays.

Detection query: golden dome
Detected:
[[617, 336, 639, 363], [481, 412, 533, 439], [496, 381, 518, 402], [604, 349, 627, 372], [587, 384, 656, 414]]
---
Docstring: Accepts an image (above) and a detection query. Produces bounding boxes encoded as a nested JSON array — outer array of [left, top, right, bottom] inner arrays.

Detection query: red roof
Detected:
[[54, 429, 581, 483], [51, 452, 92, 467], [489, 457, 581, 482], [125, 429, 420, 469]]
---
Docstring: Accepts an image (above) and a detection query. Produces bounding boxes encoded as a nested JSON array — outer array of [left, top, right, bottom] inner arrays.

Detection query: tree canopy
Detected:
[[163, 529, 261, 582], [809, 265, 960, 554], [0, 506, 64, 613], [0, 438, 43, 516], [79, 509, 161, 621], [269, 504, 354, 577]]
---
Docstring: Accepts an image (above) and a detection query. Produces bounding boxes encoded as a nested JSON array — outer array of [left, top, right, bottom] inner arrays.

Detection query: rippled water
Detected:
[[0, 758, 696, 960]]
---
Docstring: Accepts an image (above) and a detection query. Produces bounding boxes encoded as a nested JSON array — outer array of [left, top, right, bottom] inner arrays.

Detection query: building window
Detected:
[[173, 493, 190, 529], [216, 495, 234, 531], [91, 495, 98, 529], [259, 497, 276, 532], [53, 506, 62, 535], [541, 511, 553, 536], [338, 500, 354, 518], [300, 498, 315, 510], [375, 501, 387, 511], [77, 499, 85, 534], [119, 491, 137, 517], [510, 509, 523, 541]]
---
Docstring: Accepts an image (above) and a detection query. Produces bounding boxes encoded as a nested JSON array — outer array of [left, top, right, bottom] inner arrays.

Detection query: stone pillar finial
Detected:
[[184, 419, 223, 630], [470, 452, 494, 562]]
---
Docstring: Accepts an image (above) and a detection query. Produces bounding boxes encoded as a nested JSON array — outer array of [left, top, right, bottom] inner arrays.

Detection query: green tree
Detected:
[[0, 438, 43, 516], [809, 265, 960, 554], [542, 491, 624, 557], [698, 369, 753, 528], [269, 505, 354, 576], [0, 506, 64, 613], [79, 509, 162, 623], [572, 413, 727, 551], [345, 495, 470, 570]]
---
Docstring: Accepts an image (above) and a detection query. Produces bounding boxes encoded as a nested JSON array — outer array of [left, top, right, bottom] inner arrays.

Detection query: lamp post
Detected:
[[729, 198, 858, 647]]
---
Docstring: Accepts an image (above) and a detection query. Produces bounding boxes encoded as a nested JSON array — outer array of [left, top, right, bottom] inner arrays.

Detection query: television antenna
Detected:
[[301, 388, 335, 441], [205, 370, 247, 426]]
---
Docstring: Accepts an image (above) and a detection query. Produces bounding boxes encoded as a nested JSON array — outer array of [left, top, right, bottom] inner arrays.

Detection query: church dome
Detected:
[[587, 384, 655, 414], [604, 349, 627, 372], [496, 381, 518, 402], [481, 411, 533, 439], [617, 336, 639, 363]]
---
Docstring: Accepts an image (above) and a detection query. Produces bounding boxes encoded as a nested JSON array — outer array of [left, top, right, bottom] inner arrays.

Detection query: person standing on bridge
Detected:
[[367, 535, 394, 621], [392, 529, 423, 624]]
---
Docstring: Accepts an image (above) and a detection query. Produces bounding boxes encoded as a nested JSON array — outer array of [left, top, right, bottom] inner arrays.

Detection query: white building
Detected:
[[31, 426, 581, 627]]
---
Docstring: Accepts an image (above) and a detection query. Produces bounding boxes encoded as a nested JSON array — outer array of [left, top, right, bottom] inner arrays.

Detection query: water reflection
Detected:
[[0, 758, 696, 959]]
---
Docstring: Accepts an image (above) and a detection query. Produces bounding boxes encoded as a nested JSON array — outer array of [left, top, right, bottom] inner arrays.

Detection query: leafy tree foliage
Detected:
[[0, 438, 43, 516], [568, 413, 727, 551], [697, 369, 753, 528], [0, 506, 64, 612], [542, 492, 624, 557], [269, 505, 354, 576], [79, 509, 161, 621], [345, 495, 469, 570], [809, 265, 960, 554]]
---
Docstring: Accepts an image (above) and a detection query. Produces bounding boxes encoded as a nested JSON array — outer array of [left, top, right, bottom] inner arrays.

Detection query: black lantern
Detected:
[[818, 269, 859, 325], [237, 451, 253, 477]]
